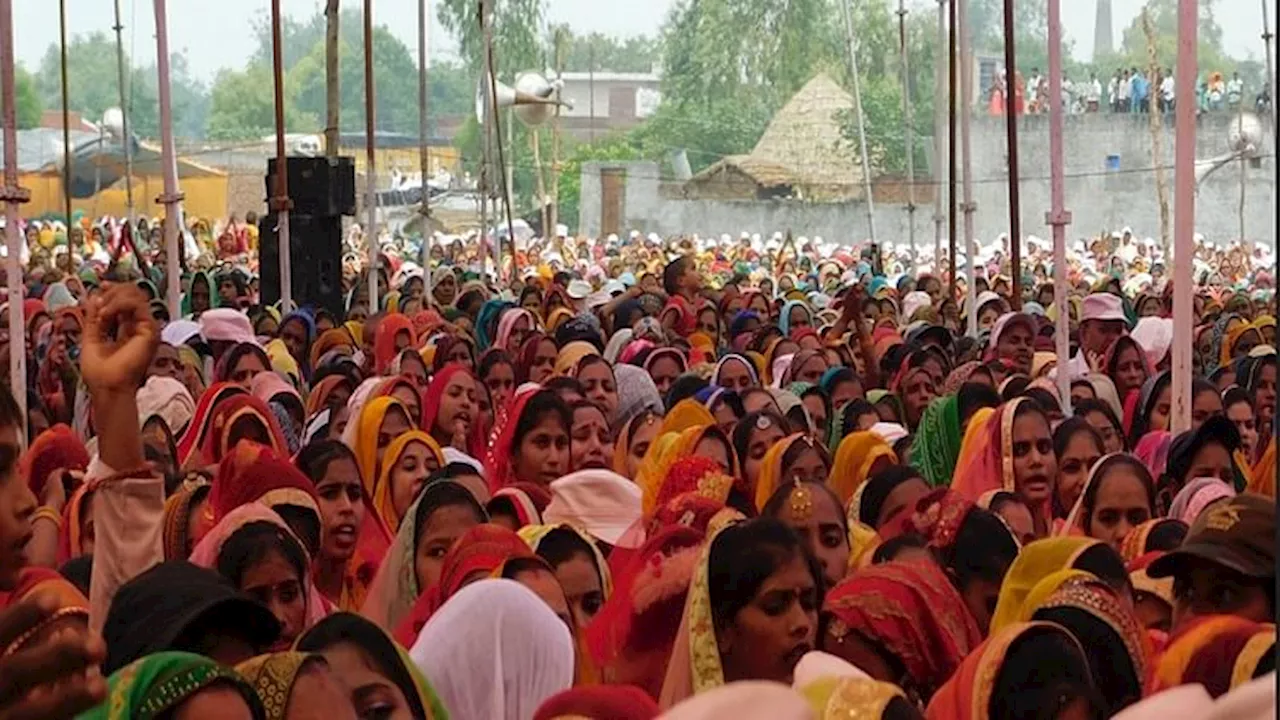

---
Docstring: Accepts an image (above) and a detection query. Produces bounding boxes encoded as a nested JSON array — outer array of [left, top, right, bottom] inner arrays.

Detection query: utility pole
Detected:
[[270, 0, 293, 311], [112, 0, 136, 230], [1001, 0, 1022, 309], [58, 0, 72, 232], [419, 0, 431, 286], [363, 0, 378, 305], [325, 0, 340, 157], [841, 0, 878, 246], [897, 0, 917, 269], [958, 0, 978, 337], [1, 0, 30, 421], [1047, 0, 1072, 411], [1170, 0, 1197, 435], [933, 0, 948, 266], [153, 0, 183, 320]]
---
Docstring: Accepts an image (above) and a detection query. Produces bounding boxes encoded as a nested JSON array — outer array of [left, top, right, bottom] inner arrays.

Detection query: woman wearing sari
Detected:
[[189, 504, 331, 650], [236, 652, 356, 720], [1151, 615, 1276, 698], [824, 559, 982, 705], [798, 677, 914, 719], [518, 523, 612, 632], [910, 395, 961, 487], [176, 382, 248, 469], [1058, 453, 1156, 549], [989, 537, 1131, 633], [205, 442, 323, 553], [193, 393, 289, 470], [1126, 371, 1172, 449], [925, 622, 1101, 720], [494, 307, 537, 352], [80, 651, 266, 720], [297, 612, 449, 719], [343, 396, 415, 492], [214, 342, 272, 389], [372, 430, 445, 532], [827, 431, 898, 506], [373, 314, 417, 375], [483, 385, 572, 492], [612, 409, 660, 481], [952, 397, 1058, 537], [517, 333, 560, 385], [752, 433, 830, 511]]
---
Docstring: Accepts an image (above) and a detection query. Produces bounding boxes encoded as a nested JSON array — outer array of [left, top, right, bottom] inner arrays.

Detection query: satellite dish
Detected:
[[102, 107, 125, 138], [1228, 112, 1263, 157]]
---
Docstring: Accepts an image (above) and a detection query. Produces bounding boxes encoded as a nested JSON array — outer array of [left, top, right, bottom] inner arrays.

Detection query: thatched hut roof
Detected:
[[682, 73, 872, 201]]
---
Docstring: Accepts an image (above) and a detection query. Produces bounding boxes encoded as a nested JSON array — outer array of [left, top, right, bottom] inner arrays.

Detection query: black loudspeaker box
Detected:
[[258, 212, 344, 318], [266, 156, 357, 217]]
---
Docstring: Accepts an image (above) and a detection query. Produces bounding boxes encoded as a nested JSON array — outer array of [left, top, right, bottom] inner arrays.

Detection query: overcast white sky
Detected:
[[12, 0, 1273, 82]]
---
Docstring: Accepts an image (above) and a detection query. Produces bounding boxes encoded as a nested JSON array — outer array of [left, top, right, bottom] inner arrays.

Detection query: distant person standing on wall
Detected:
[[1160, 69, 1175, 114], [1118, 69, 1132, 112], [1087, 73, 1102, 112]]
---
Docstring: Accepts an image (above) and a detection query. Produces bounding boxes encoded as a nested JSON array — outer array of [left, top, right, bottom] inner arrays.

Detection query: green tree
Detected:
[[1117, 0, 1233, 76], [10, 65, 42, 128], [35, 32, 123, 128], [548, 26, 660, 73], [966, 0, 1065, 77], [288, 24, 419, 134], [207, 65, 316, 141], [437, 0, 545, 78]]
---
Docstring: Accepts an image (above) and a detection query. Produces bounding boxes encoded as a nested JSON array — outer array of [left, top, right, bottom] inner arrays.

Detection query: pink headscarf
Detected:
[[1133, 430, 1173, 480], [494, 308, 537, 351]]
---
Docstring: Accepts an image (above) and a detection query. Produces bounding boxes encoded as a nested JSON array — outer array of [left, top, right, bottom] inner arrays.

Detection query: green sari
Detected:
[[911, 394, 962, 487], [79, 651, 264, 720]]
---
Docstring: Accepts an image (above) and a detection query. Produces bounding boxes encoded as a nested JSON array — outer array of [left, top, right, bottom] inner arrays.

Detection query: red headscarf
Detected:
[[534, 686, 659, 720], [206, 441, 319, 523], [487, 482, 550, 529], [374, 314, 417, 375], [196, 393, 289, 468], [419, 363, 471, 436], [515, 332, 549, 385], [483, 383, 543, 493], [21, 424, 89, 496], [177, 382, 249, 468], [652, 456, 737, 512], [826, 559, 983, 701], [429, 334, 476, 375], [392, 523, 538, 646]]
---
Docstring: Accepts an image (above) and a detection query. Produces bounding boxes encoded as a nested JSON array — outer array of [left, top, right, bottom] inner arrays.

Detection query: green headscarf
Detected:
[[910, 394, 961, 487], [180, 270, 217, 317], [79, 651, 264, 720]]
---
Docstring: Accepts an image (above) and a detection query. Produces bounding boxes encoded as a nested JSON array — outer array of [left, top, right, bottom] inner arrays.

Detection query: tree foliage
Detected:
[[9, 65, 42, 129], [437, 0, 545, 79], [1114, 0, 1233, 77], [548, 25, 660, 73]]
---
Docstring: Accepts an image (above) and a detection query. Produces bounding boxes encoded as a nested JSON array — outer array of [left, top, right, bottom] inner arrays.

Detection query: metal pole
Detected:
[[841, 0, 878, 247], [948, 0, 958, 297], [325, 0, 340, 158], [419, 0, 431, 290], [481, 1, 515, 287], [958, 0, 978, 337], [897, 0, 917, 270], [1047, 0, 1072, 411], [270, 0, 292, 312], [364, 0, 378, 306], [112, 0, 136, 231], [1170, 0, 1197, 435], [1264, 0, 1276, 250], [934, 0, 947, 264], [153, 0, 183, 320], [1001, 0, 1022, 309], [1, 0, 28, 427], [59, 0, 72, 232]]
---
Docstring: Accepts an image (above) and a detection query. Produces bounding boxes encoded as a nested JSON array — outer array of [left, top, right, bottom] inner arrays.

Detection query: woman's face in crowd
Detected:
[[875, 476, 930, 530], [231, 353, 268, 389], [1183, 442, 1233, 485], [391, 441, 440, 521], [718, 551, 818, 685], [256, 317, 280, 338], [578, 363, 618, 420], [781, 485, 848, 588], [521, 292, 542, 315], [787, 306, 810, 331], [530, 339, 558, 384], [390, 385, 421, 426], [1057, 432, 1102, 513], [829, 379, 863, 411], [554, 550, 605, 631], [743, 422, 786, 490], [319, 642, 415, 720], [1233, 329, 1261, 358], [748, 295, 770, 316], [570, 405, 611, 471], [1190, 388, 1224, 430], [901, 369, 937, 428], [507, 315, 532, 351], [515, 414, 570, 486], [444, 341, 473, 371], [1227, 401, 1258, 459], [192, 279, 211, 312], [1070, 384, 1096, 407], [1088, 465, 1150, 549], [1011, 411, 1057, 510], [376, 406, 413, 472], [314, 456, 365, 563], [785, 444, 828, 485], [801, 396, 827, 437], [483, 361, 516, 415], [240, 548, 306, 649], [281, 319, 308, 361], [996, 322, 1035, 375], [1256, 364, 1277, 424], [1133, 591, 1172, 634], [978, 306, 1001, 331], [996, 500, 1037, 546], [624, 417, 659, 480], [697, 310, 719, 339], [436, 373, 477, 439], [400, 354, 428, 388], [148, 343, 182, 381], [1149, 386, 1172, 432], [1114, 345, 1147, 397], [693, 435, 733, 472], [415, 503, 481, 592], [649, 356, 682, 398], [433, 275, 457, 304], [793, 355, 827, 385], [718, 358, 756, 393]]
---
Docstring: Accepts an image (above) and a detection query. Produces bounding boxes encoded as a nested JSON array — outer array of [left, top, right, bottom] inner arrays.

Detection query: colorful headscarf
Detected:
[[989, 537, 1104, 633], [235, 652, 322, 720], [827, 431, 897, 506], [910, 395, 961, 487], [81, 651, 264, 720]]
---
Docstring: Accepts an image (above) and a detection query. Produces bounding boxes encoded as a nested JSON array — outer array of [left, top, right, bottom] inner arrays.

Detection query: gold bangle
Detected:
[[31, 506, 62, 530]]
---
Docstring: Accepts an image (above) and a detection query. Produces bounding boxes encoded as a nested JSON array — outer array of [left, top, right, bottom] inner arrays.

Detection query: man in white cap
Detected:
[[1065, 292, 1128, 378]]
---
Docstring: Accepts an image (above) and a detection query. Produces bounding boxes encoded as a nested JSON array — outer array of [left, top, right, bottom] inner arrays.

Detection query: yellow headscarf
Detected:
[[1153, 615, 1277, 694], [1220, 323, 1259, 365], [554, 341, 601, 376], [612, 411, 658, 479], [264, 338, 302, 389], [952, 406, 996, 483], [635, 400, 716, 512], [846, 520, 881, 571], [752, 433, 810, 511], [518, 523, 613, 597], [344, 320, 365, 346], [828, 431, 898, 507], [999, 569, 1094, 627], [990, 537, 1102, 633], [373, 430, 445, 532], [546, 307, 574, 333], [350, 396, 411, 492], [800, 677, 907, 719], [1250, 435, 1275, 498]]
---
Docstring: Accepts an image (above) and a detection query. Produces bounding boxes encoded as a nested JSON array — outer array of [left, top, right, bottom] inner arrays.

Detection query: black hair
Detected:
[[732, 409, 790, 465], [295, 439, 359, 484], [666, 373, 709, 410], [822, 366, 859, 395], [878, 343, 912, 379], [531, 527, 601, 582], [1104, 336, 1146, 380], [1072, 543, 1132, 598], [761, 481, 848, 538], [543, 375, 585, 400], [989, 625, 1103, 720], [882, 697, 924, 720], [838, 399, 878, 439], [957, 382, 1001, 426], [1071, 379, 1098, 398], [1074, 398, 1125, 447], [780, 436, 829, 474], [1223, 385, 1255, 413], [871, 534, 927, 564], [785, 404, 811, 435], [1000, 375, 1031, 401], [1053, 417, 1104, 461], [858, 465, 923, 528], [943, 507, 1019, 590], [513, 389, 572, 451], [1191, 377, 1220, 407], [892, 434, 914, 463], [708, 518, 823, 634], [274, 505, 322, 557], [1141, 518, 1189, 552], [216, 521, 309, 591], [220, 342, 270, 380], [663, 256, 691, 296], [0, 382, 21, 433], [1077, 455, 1155, 535], [798, 386, 831, 433], [739, 387, 781, 415], [1127, 371, 1172, 448], [478, 348, 514, 381], [1032, 605, 1141, 715], [425, 462, 485, 486], [412, 481, 487, 545], [297, 613, 428, 716], [1022, 388, 1062, 417], [58, 554, 93, 597]]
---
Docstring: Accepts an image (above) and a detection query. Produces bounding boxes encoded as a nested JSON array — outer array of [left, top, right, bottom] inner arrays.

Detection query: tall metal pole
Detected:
[[933, 0, 947, 265], [419, 0, 431, 291], [270, 0, 292, 312], [1262, 0, 1275, 250], [324, 0, 340, 158], [153, 0, 183, 320], [1170, 0, 1197, 435], [58, 0, 72, 231], [841, 0, 878, 246], [1001, 0, 1022, 309], [1, 0, 28, 427], [364, 0, 378, 306], [112, 0, 136, 231], [958, 0, 978, 337], [897, 0, 917, 270], [948, 0, 958, 297], [481, 0, 515, 287], [1047, 0, 1072, 411]]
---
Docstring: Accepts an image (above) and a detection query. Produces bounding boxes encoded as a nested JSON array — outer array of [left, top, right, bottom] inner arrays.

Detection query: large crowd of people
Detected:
[[0, 213, 1274, 719]]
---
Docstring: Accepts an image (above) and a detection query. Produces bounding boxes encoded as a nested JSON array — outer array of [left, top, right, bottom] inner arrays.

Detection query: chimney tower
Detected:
[[1094, 0, 1114, 61]]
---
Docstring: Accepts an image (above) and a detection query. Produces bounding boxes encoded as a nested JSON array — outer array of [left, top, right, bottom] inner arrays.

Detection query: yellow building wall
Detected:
[[346, 146, 461, 178], [20, 172, 230, 221]]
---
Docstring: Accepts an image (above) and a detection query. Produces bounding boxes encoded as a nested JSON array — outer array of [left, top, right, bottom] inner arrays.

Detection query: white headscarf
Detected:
[[410, 579, 574, 719]]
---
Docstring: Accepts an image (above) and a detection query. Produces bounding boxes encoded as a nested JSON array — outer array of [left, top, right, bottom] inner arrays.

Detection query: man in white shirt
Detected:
[[1087, 73, 1102, 112], [1118, 70, 1132, 112], [1028, 68, 1042, 112], [1227, 72, 1244, 108], [1064, 293, 1129, 379], [1161, 70, 1176, 113]]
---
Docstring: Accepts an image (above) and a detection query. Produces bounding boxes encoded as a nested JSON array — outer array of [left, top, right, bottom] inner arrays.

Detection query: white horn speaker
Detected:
[[475, 72, 574, 127]]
